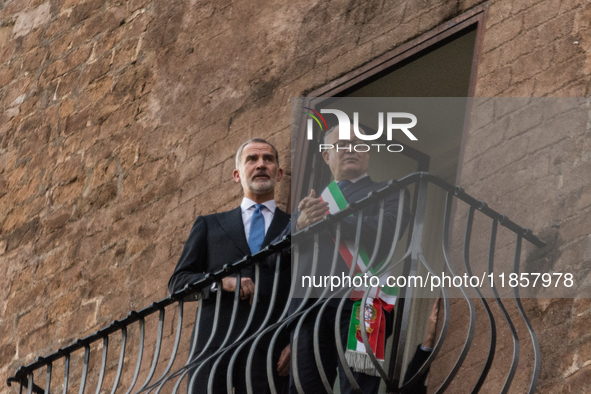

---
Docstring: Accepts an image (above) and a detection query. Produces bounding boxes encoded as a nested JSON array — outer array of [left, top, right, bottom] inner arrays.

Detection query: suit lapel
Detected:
[[262, 208, 290, 248], [342, 176, 374, 202], [216, 207, 250, 256]]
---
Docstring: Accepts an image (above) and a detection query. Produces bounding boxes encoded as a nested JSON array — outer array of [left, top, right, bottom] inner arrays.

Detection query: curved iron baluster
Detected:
[[223, 263, 270, 393], [185, 280, 226, 393], [333, 212, 365, 394], [254, 254, 287, 394], [142, 300, 185, 393], [262, 240, 307, 391], [124, 317, 145, 394], [247, 256, 284, 393], [234, 244, 302, 394], [165, 296, 204, 394], [512, 235, 541, 393], [209, 271, 247, 394], [391, 178, 430, 385], [27, 373, 33, 394], [397, 253, 450, 392], [95, 336, 109, 394], [195, 265, 265, 393], [244, 263, 276, 394], [487, 220, 519, 394], [136, 308, 165, 392], [262, 231, 348, 393], [45, 363, 52, 394], [464, 206, 497, 394], [310, 259, 417, 394], [310, 222, 346, 394], [288, 233, 325, 394], [289, 221, 348, 394], [215, 265, 252, 394], [111, 327, 127, 394], [63, 354, 70, 394], [432, 191, 476, 394], [191, 259, 274, 393], [263, 232, 334, 394], [347, 185, 441, 393], [79, 345, 90, 394]]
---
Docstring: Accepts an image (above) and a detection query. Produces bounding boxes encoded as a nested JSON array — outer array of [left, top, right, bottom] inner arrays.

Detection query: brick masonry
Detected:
[[0, 0, 590, 393]]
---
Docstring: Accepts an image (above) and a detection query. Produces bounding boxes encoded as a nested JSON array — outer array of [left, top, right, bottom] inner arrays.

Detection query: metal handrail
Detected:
[[7, 172, 545, 394]]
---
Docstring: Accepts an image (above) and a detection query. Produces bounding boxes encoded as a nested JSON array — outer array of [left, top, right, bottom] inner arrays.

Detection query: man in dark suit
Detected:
[[168, 138, 291, 394], [290, 126, 411, 394]]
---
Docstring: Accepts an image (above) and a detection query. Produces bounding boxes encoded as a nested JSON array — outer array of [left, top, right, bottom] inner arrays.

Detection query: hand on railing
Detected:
[[222, 277, 255, 304]]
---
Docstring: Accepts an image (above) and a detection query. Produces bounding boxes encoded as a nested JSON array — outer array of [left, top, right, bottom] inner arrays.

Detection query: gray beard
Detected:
[[245, 178, 276, 195]]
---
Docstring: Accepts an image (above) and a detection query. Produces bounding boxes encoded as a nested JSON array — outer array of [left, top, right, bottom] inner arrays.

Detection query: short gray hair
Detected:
[[235, 138, 279, 169]]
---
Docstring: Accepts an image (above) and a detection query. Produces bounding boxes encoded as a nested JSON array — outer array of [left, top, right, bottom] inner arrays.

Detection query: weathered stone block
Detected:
[[3, 282, 44, 318], [56, 302, 96, 340], [483, 14, 523, 52], [522, 0, 561, 30], [64, 107, 92, 135], [0, 64, 18, 89], [564, 365, 591, 393], [70, 0, 105, 26], [16, 322, 57, 360], [12, 2, 51, 39], [511, 48, 553, 84], [77, 5, 124, 44], [84, 180, 118, 210], [55, 69, 82, 99], [16, 306, 48, 334], [41, 45, 91, 82], [3, 217, 43, 252]]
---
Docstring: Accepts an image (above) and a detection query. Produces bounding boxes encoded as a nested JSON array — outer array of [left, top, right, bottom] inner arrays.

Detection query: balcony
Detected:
[[7, 173, 545, 394]]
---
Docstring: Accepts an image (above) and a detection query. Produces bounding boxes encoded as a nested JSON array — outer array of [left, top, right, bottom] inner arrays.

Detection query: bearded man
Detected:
[[169, 138, 290, 394]]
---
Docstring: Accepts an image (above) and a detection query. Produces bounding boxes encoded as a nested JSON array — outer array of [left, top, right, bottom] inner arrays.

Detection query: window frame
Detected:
[[292, 3, 489, 205]]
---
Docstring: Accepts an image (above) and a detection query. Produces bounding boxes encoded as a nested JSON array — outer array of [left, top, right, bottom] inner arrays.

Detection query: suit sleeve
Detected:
[[401, 344, 431, 394], [168, 216, 211, 298]]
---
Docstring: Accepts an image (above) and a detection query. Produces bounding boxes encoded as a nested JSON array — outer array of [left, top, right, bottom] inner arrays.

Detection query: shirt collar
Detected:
[[241, 197, 276, 213]]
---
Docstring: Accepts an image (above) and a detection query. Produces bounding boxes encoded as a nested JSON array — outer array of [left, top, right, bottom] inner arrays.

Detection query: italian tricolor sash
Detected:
[[320, 181, 397, 376]]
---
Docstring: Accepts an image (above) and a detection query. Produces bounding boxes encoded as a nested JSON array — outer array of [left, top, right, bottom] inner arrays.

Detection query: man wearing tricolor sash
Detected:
[[289, 126, 411, 394]]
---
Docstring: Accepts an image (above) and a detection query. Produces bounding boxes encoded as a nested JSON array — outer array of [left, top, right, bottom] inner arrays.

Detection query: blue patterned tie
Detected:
[[248, 204, 265, 254]]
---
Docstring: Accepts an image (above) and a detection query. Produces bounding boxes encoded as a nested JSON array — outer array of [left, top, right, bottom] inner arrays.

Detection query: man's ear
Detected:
[[233, 169, 241, 183], [276, 168, 284, 182], [322, 150, 331, 165]]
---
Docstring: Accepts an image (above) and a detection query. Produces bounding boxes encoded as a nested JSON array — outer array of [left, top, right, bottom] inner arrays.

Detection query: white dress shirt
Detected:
[[240, 197, 276, 242]]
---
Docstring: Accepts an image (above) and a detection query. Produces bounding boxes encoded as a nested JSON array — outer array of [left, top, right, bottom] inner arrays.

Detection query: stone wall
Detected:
[[452, 0, 591, 392], [0, 0, 590, 393]]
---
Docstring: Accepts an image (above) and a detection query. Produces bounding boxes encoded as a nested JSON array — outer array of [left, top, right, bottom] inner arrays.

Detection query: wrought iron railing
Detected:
[[7, 173, 545, 394]]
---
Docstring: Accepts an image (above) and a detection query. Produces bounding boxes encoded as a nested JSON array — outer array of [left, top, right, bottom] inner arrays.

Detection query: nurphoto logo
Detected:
[[303, 107, 418, 152]]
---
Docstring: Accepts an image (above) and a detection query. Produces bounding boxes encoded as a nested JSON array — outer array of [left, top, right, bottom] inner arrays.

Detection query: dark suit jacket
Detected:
[[401, 345, 431, 394], [168, 205, 291, 352]]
